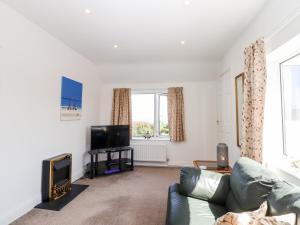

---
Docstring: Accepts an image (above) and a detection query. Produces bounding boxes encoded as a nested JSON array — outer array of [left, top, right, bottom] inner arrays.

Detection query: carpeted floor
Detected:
[[11, 167, 179, 225]]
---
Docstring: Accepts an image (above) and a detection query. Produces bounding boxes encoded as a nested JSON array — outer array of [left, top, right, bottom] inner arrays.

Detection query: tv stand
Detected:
[[88, 147, 134, 179]]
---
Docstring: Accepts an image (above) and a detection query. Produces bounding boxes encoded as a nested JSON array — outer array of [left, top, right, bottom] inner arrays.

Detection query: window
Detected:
[[280, 54, 300, 158], [132, 91, 169, 139]]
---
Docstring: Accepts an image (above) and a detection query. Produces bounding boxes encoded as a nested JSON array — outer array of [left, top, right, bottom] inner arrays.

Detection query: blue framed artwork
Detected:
[[60, 76, 83, 121]]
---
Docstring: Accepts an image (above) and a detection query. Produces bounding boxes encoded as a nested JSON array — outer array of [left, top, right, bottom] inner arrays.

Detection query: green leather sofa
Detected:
[[166, 157, 300, 225]]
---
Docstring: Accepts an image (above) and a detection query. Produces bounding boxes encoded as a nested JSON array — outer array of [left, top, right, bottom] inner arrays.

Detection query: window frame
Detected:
[[280, 53, 300, 157], [131, 89, 169, 140]]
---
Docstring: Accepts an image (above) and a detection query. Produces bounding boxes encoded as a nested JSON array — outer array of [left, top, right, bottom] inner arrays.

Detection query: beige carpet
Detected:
[[11, 167, 179, 225]]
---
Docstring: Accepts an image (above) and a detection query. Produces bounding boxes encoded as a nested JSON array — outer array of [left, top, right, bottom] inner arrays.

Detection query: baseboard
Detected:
[[1, 168, 85, 225], [167, 161, 193, 167], [72, 168, 84, 182], [134, 161, 193, 168], [134, 161, 168, 167], [0, 194, 40, 225]]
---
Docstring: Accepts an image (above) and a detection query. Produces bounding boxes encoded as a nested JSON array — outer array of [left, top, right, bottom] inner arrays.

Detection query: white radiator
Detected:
[[131, 144, 167, 162]]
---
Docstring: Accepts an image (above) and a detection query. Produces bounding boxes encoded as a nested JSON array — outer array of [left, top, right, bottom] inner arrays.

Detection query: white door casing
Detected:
[[216, 70, 234, 156]]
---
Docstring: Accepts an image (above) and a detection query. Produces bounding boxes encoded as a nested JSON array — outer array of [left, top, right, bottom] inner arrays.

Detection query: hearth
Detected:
[[42, 153, 72, 202], [36, 153, 88, 211]]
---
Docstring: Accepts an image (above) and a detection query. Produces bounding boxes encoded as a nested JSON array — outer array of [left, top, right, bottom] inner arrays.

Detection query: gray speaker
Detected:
[[217, 143, 229, 168]]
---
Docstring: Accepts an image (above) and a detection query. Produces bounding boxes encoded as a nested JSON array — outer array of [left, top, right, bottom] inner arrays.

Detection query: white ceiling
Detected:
[[2, 0, 268, 64]]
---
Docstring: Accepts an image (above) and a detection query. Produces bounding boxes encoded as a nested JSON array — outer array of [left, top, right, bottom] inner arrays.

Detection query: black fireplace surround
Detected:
[[35, 153, 88, 211], [42, 153, 72, 202]]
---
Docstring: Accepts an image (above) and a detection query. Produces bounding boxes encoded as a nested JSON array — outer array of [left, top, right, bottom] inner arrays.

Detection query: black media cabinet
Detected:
[[87, 147, 134, 179]]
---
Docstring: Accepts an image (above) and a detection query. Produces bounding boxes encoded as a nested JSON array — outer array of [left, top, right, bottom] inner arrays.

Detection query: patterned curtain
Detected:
[[241, 39, 266, 163], [168, 87, 185, 142], [111, 88, 132, 134]]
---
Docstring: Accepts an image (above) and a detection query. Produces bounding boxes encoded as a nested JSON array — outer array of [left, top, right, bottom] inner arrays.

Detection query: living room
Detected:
[[1, 0, 300, 225]]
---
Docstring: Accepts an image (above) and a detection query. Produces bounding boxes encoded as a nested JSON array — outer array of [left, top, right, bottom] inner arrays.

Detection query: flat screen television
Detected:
[[91, 125, 130, 150]]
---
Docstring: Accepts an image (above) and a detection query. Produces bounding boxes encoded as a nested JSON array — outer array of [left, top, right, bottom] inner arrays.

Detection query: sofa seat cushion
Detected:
[[227, 157, 278, 211], [166, 184, 227, 225]]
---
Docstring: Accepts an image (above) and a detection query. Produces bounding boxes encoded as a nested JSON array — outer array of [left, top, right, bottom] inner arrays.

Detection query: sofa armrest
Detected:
[[178, 167, 230, 205], [166, 184, 192, 225]]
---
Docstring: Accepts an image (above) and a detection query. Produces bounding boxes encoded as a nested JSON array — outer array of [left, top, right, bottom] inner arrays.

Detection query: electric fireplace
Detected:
[[42, 153, 72, 202]]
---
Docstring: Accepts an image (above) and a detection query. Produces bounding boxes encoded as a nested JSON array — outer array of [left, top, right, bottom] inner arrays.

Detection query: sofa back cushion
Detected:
[[226, 157, 278, 211], [226, 191, 244, 212], [179, 167, 230, 205], [267, 181, 300, 216]]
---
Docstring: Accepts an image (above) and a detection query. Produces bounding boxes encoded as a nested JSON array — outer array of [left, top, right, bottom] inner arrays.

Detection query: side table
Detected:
[[193, 160, 232, 174]]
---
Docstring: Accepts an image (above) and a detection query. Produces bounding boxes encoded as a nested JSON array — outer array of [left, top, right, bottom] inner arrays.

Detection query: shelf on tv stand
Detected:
[[88, 146, 133, 155], [86, 159, 132, 176], [87, 147, 134, 179]]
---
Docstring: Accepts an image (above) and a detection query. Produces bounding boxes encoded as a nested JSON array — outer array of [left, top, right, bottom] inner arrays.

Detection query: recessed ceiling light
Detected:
[[184, 1, 191, 6], [84, 9, 91, 14], [113, 44, 119, 49], [180, 41, 185, 45]]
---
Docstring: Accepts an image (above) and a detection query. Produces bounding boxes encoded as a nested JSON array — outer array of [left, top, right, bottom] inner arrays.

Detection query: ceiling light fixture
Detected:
[[84, 9, 91, 14], [113, 44, 119, 49], [180, 41, 185, 45], [184, 0, 191, 6]]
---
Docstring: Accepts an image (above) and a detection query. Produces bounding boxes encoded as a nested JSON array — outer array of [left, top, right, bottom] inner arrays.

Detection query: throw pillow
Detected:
[[215, 201, 296, 225], [215, 201, 268, 225], [256, 213, 296, 225]]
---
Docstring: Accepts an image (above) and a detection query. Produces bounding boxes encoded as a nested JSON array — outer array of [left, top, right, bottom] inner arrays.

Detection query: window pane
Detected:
[[159, 95, 169, 136], [281, 55, 300, 157], [132, 94, 154, 137]]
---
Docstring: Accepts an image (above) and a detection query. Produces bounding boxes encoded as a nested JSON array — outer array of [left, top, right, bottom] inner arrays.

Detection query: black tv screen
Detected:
[[91, 125, 130, 150]]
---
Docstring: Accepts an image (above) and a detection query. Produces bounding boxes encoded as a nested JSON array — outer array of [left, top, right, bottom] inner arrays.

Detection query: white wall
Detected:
[[220, 0, 300, 165], [0, 2, 101, 224], [99, 81, 218, 167], [98, 61, 220, 83]]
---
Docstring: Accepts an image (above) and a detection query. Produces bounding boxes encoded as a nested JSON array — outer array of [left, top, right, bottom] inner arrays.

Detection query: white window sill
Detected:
[[131, 137, 170, 142], [272, 166, 300, 186], [268, 155, 300, 182], [278, 162, 300, 179]]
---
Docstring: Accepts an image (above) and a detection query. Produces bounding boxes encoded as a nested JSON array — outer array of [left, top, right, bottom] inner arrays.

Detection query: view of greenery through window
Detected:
[[159, 95, 169, 136], [132, 92, 169, 138]]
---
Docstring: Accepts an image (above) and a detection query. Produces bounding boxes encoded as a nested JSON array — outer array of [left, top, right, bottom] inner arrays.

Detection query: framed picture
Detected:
[[60, 76, 83, 121], [235, 73, 244, 147]]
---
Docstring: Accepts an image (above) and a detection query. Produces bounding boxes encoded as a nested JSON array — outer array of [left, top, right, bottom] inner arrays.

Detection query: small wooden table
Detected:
[[193, 160, 232, 174]]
